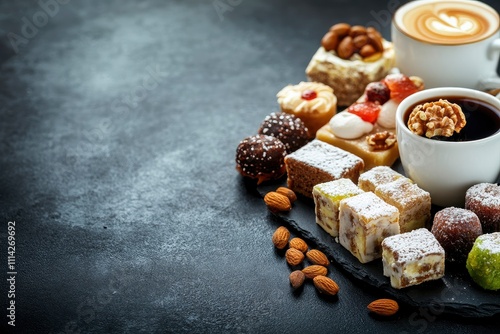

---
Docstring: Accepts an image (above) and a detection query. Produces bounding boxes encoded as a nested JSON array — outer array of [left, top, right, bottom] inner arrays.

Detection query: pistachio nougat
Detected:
[[339, 192, 400, 263], [313, 178, 364, 238]]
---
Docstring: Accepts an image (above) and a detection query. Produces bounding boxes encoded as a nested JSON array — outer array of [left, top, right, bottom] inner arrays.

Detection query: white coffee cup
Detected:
[[392, 0, 500, 90], [396, 87, 500, 207]]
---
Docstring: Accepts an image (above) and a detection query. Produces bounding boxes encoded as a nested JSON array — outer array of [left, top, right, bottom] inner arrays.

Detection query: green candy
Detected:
[[466, 233, 500, 291]]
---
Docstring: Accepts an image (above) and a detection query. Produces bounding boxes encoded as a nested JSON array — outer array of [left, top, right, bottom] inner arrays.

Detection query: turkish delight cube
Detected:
[[313, 178, 364, 237], [339, 192, 400, 263]]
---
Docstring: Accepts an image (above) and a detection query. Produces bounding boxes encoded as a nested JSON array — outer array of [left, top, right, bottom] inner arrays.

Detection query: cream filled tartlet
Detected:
[[277, 81, 337, 138]]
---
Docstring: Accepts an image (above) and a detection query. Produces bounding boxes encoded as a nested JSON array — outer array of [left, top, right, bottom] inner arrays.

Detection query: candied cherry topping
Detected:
[[347, 101, 381, 123], [383, 73, 419, 103], [301, 89, 317, 100], [365, 81, 390, 105]]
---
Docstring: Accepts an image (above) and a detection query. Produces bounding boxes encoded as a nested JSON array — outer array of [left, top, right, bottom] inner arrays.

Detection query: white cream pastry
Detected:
[[329, 112, 374, 139]]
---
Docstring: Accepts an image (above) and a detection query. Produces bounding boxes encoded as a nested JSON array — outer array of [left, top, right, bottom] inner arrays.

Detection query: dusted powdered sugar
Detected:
[[315, 178, 364, 197], [375, 178, 429, 207], [358, 166, 406, 192], [476, 232, 500, 255], [466, 183, 500, 209], [287, 140, 364, 179], [341, 191, 398, 220], [382, 228, 444, 262]]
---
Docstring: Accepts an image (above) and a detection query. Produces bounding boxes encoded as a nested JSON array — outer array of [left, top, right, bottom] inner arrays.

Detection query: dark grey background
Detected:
[[1, 0, 499, 333]]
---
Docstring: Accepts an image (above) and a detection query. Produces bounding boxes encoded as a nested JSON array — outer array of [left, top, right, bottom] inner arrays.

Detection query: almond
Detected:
[[367, 31, 384, 52], [289, 237, 308, 253], [353, 34, 368, 49], [264, 192, 291, 212], [367, 299, 399, 316], [272, 226, 290, 249], [329, 23, 351, 38], [302, 265, 327, 279], [285, 248, 305, 266], [313, 275, 339, 296], [360, 44, 376, 58], [349, 25, 367, 38], [276, 187, 297, 203], [306, 249, 329, 267], [336, 36, 354, 59], [289, 270, 306, 289], [321, 31, 339, 52]]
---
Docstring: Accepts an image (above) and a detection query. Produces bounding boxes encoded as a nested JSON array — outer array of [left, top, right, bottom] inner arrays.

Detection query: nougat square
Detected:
[[382, 228, 445, 289], [339, 192, 400, 263], [285, 140, 364, 198], [358, 166, 408, 193], [313, 178, 364, 237], [374, 178, 431, 233]]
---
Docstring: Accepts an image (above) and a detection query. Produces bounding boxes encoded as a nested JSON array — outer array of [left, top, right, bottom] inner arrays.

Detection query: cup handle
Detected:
[[479, 38, 500, 93]]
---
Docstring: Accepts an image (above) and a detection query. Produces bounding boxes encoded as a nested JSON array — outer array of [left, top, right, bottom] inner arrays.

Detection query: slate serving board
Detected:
[[256, 163, 500, 318]]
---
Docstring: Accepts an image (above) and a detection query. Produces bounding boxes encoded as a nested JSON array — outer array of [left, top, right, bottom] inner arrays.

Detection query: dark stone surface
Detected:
[[0, 0, 499, 333]]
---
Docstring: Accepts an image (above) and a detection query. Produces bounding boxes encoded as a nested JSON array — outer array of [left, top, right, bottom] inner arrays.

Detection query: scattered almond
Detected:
[[289, 270, 306, 289], [306, 249, 330, 267], [289, 237, 308, 253], [276, 187, 297, 203], [367, 299, 399, 316], [313, 275, 339, 296], [302, 265, 328, 279], [285, 248, 305, 266], [264, 192, 291, 212], [272, 226, 290, 249]]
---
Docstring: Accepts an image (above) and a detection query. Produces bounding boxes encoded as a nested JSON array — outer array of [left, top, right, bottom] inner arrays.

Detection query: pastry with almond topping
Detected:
[[306, 23, 395, 106]]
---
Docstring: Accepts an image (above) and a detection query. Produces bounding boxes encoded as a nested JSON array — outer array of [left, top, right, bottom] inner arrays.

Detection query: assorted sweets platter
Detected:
[[235, 22, 500, 317]]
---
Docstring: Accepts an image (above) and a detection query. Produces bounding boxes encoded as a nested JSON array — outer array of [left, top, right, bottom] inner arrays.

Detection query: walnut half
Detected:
[[366, 131, 396, 150], [407, 99, 466, 138]]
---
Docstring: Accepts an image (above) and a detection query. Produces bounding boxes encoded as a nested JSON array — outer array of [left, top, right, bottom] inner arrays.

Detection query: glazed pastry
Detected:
[[338, 191, 400, 263], [284, 140, 364, 198], [374, 178, 431, 233], [258, 112, 310, 153], [306, 23, 395, 106], [466, 232, 500, 290], [276, 81, 337, 137], [316, 73, 423, 169], [431, 207, 482, 264], [312, 178, 364, 237], [382, 228, 445, 289], [465, 183, 500, 233], [235, 135, 287, 184]]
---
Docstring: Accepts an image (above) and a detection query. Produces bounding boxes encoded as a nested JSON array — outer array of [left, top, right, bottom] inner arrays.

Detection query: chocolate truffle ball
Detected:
[[235, 134, 287, 184], [465, 183, 500, 233], [258, 112, 310, 153], [431, 207, 482, 264]]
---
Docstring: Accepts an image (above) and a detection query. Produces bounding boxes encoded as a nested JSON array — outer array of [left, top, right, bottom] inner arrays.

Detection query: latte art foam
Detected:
[[395, 1, 499, 45]]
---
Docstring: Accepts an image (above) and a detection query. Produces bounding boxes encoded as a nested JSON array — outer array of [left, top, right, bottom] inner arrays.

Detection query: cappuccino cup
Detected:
[[392, 0, 500, 89]]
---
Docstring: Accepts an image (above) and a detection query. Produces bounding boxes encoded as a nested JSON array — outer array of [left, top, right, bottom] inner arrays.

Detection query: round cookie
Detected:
[[431, 207, 482, 264], [235, 134, 287, 184], [466, 232, 500, 290], [258, 112, 310, 153], [276, 81, 337, 137], [465, 183, 500, 233]]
